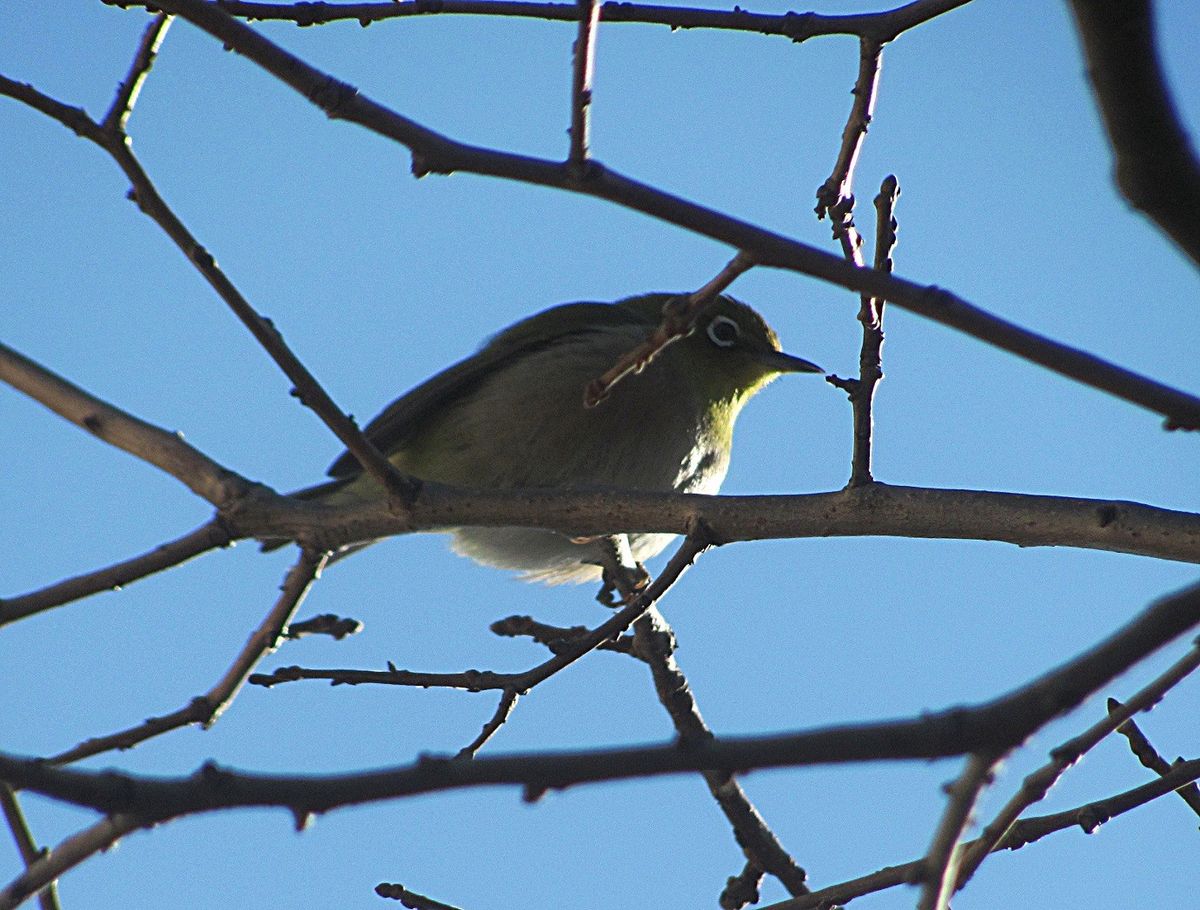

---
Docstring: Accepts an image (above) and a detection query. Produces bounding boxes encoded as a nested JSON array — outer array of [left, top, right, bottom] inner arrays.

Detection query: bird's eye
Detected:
[[706, 315, 741, 348]]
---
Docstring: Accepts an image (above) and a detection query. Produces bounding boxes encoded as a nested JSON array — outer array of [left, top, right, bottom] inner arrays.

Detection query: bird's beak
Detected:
[[758, 349, 825, 375]]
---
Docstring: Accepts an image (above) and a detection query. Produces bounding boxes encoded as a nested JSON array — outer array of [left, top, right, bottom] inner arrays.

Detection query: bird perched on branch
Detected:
[[265, 292, 824, 583]]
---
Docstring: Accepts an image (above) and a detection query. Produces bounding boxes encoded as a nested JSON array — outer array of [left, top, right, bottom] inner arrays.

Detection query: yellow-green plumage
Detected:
[[275, 293, 822, 583]]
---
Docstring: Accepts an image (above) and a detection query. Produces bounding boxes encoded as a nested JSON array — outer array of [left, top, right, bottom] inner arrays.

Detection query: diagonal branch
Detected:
[[0, 813, 143, 910], [954, 640, 1200, 887], [0, 520, 230, 628], [916, 752, 999, 910], [97, 2, 1200, 429], [1109, 697, 1200, 820], [4, 576, 1198, 817], [632, 608, 809, 903], [762, 758, 1200, 910], [0, 72, 414, 502], [0, 784, 60, 910], [1067, 0, 1200, 269], [102, 12, 172, 133], [45, 550, 327, 765]]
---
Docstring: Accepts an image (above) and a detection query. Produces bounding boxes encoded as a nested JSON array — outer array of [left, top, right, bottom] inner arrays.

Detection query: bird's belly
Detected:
[[448, 526, 680, 585]]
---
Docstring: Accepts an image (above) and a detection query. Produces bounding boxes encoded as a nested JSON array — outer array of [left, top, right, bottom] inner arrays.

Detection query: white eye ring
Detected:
[[706, 315, 741, 348]]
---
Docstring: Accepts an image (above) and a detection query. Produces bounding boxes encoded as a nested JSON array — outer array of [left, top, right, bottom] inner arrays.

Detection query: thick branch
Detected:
[[4, 577, 1198, 817], [1068, 0, 1200, 268], [226, 482, 1200, 566]]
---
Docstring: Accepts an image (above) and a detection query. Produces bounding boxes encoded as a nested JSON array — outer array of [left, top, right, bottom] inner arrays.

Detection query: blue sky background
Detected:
[[2, 1, 1199, 908]]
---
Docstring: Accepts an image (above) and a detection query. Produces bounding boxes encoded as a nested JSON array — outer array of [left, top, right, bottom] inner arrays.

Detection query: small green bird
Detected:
[[270, 293, 823, 583]]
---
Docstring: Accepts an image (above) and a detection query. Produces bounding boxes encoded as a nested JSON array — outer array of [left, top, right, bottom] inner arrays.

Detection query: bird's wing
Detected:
[[325, 301, 655, 477]]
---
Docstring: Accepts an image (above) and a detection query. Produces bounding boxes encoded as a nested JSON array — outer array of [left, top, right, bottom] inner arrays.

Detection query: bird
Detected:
[[265, 292, 823, 583]]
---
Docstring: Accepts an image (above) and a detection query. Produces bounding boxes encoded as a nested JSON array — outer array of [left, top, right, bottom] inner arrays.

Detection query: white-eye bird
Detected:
[[268, 293, 823, 583]]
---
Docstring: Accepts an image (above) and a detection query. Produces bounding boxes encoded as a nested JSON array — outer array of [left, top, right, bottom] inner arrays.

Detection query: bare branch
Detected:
[[763, 759, 1200, 910], [0, 520, 229, 628], [215, 0, 973, 44], [5, 577, 1198, 817], [0, 342, 252, 508], [829, 174, 899, 485], [45, 550, 327, 765], [456, 689, 521, 759], [102, 12, 172, 133], [633, 608, 809, 900], [916, 752, 998, 910], [584, 251, 756, 407], [0, 784, 60, 910], [227, 482, 1200, 567], [490, 615, 635, 656], [1109, 697, 1200, 820], [90, 4, 1200, 428], [1067, 0, 1200, 268], [568, 0, 601, 166], [955, 640, 1200, 886], [376, 882, 464, 910], [253, 527, 710, 698], [0, 814, 144, 910], [815, 37, 883, 221], [0, 73, 414, 501], [283, 613, 363, 640], [999, 758, 1200, 848]]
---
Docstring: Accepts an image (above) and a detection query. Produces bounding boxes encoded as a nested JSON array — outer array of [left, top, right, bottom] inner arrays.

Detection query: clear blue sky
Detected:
[[2, 2, 1199, 908]]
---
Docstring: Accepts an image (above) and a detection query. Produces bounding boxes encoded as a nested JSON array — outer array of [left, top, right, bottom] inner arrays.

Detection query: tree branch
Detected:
[[0, 520, 230, 628], [5, 576, 1198, 817], [1067, 0, 1200, 268], [79, 2, 1200, 429], [762, 758, 1200, 910], [213, 0, 973, 43], [0, 785, 59, 910], [44, 550, 327, 765], [955, 641, 1200, 886]]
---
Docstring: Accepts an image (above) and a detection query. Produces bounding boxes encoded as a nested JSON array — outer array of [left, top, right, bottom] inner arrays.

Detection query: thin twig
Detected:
[[45, 550, 327, 765], [0, 784, 60, 910], [761, 759, 1200, 910], [7, 580, 1199, 820], [101, 12, 172, 133], [633, 607, 809, 901], [0, 520, 230, 628], [1109, 697, 1200, 820], [490, 615, 635, 655], [916, 752, 998, 910], [955, 640, 1200, 887], [815, 37, 883, 222], [283, 613, 363, 640], [0, 814, 143, 910], [568, 0, 601, 167], [832, 174, 899, 486], [64, 4, 1200, 429], [584, 251, 756, 407], [254, 527, 711, 696], [216, 0, 973, 44], [456, 688, 521, 759], [375, 882, 464, 910]]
